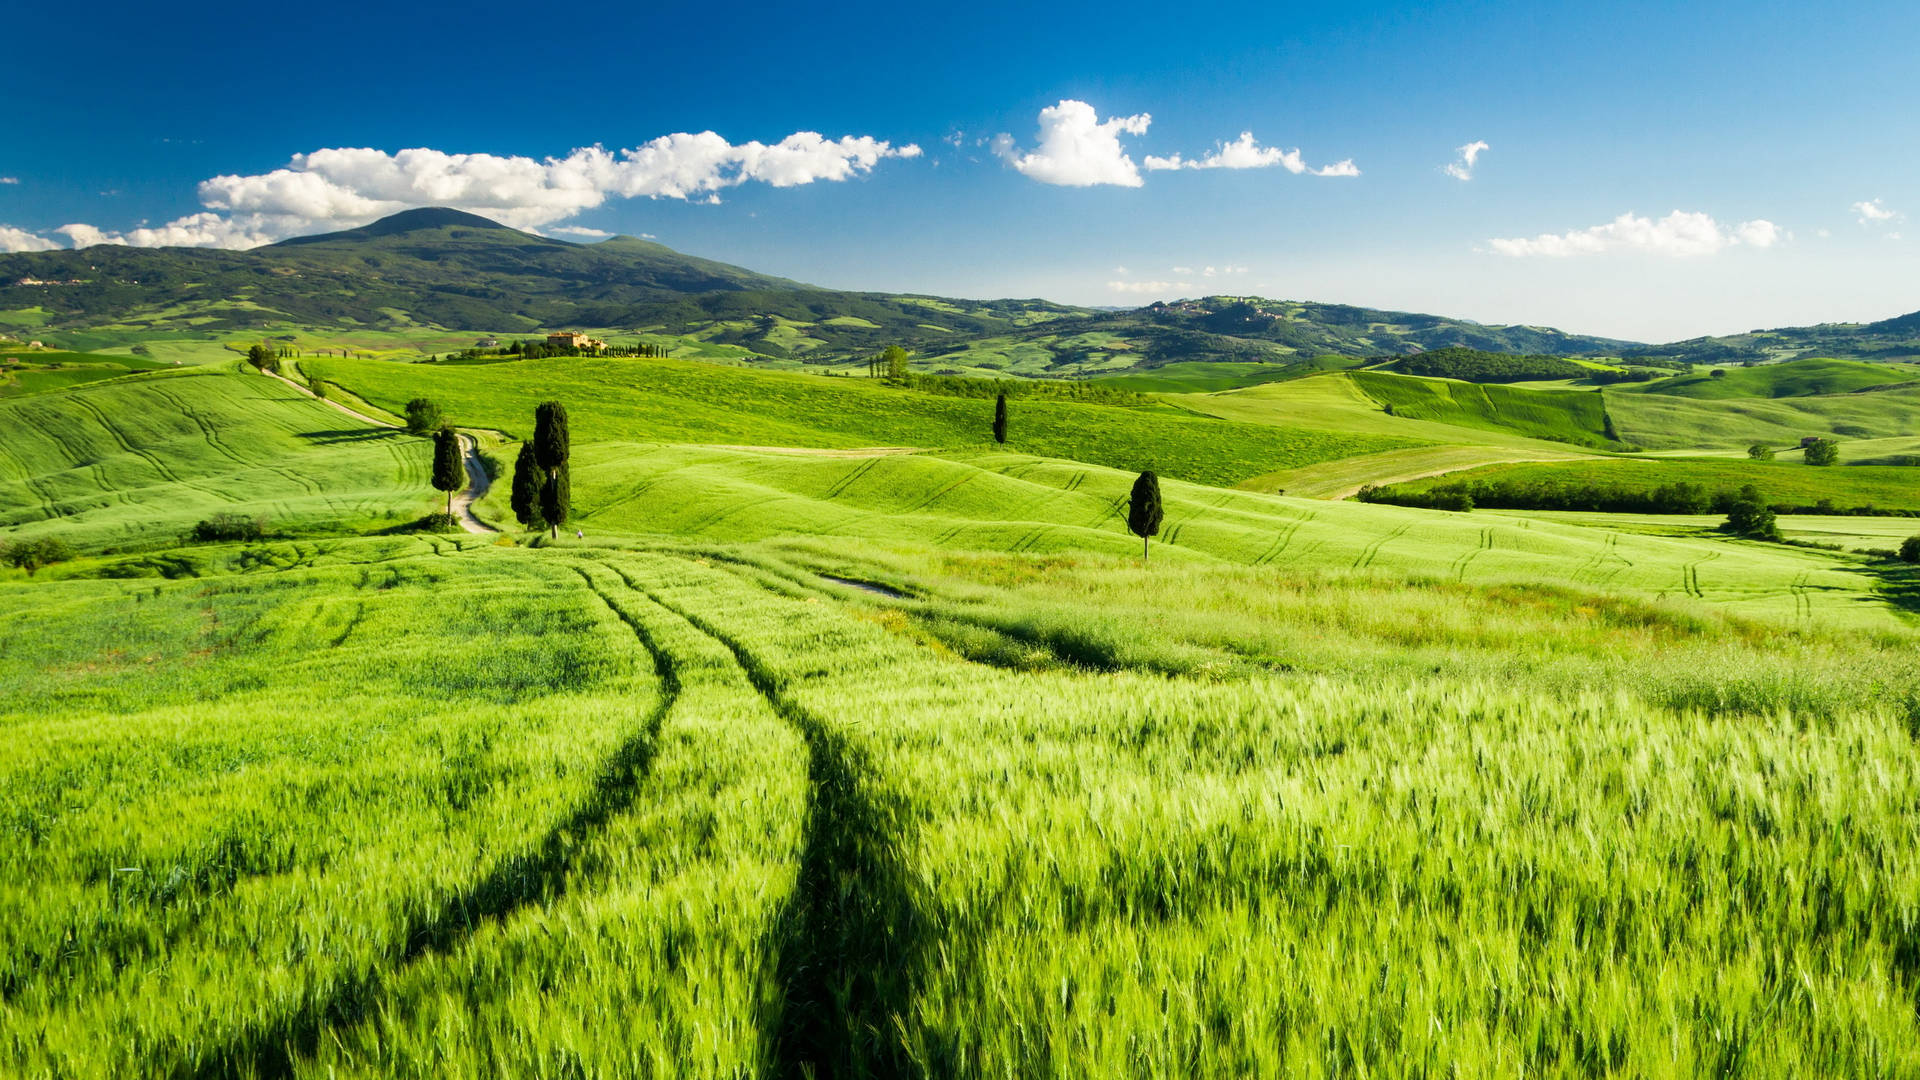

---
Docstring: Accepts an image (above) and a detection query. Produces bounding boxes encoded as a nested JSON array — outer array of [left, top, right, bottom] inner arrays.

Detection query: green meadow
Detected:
[[3, 354, 1920, 1077]]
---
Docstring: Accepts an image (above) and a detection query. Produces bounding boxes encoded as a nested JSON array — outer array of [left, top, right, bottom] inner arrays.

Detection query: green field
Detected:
[[6, 355, 1920, 1076], [1347, 370, 1620, 448], [305, 354, 1417, 489], [1382, 455, 1920, 512], [1630, 358, 1920, 400], [0, 367, 434, 550]]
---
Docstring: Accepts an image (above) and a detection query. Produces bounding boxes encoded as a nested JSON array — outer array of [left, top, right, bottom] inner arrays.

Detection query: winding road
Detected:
[[266, 366, 496, 534]]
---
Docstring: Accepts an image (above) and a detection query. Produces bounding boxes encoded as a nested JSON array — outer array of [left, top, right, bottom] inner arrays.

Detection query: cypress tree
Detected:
[[510, 442, 543, 529], [534, 401, 570, 471], [533, 401, 571, 538], [1127, 471, 1164, 562], [540, 466, 570, 539], [431, 427, 464, 517], [992, 392, 1009, 444]]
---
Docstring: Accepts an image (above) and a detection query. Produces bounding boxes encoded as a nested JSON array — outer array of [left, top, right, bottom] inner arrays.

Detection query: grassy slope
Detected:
[[1608, 383, 1920, 449], [1384, 456, 1920, 511], [1348, 370, 1618, 448], [1171, 373, 1599, 493], [1630, 358, 1920, 400], [4, 540, 1917, 1076], [0, 367, 434, 550], [308, 355, 1417, 489], [567, 442, 1894, 628]]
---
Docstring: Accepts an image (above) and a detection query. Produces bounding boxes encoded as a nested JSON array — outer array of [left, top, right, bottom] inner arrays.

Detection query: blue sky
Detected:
[[2, 0, 1916, 342]]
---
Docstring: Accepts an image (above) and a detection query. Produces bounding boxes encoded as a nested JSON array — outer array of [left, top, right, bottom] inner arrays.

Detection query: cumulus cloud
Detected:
[[0, 226, 61, 252], [996, 100, 1152, 187], [1144, 132, 1357, 177], [1108, 279, 1191, 294], [550, 225, 612, 238], [1487, 210, 1782, 257], [15, 129, 922, 251], [1854, 198, 1902, 225], [1442, 140, 1488, 180], [0, 177, 18, 185]]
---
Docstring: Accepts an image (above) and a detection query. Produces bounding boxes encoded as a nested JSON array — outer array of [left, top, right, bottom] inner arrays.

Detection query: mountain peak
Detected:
[[272, 207, 520, 247]]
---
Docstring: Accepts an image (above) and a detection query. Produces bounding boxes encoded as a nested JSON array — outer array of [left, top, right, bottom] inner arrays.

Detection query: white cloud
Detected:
[[1171, 265, 1194, 275], [996, 100, 1151, 187], [1442, 140, 1488, 181], [1108, 279, 1191, 294], [1853, 198, 1902, 225], [1196, 264, 1250, 277], [1144, 132, 1357, 177], [18, 130, 921, 251], [1487, 210, 1782, 257], [550, 225, 612, 238], [0, 177, 18, 185], [0, 225, 61, 252]]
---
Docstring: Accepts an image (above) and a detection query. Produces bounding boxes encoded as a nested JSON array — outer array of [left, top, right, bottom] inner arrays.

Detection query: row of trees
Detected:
[[511, 402, 571, 537]]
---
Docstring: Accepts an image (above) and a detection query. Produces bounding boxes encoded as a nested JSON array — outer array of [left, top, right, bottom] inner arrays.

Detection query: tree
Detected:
[[1803, 437, 1840, 466], [1709, 368, 1727, 378], [307, 375, 328, 399], [404, 398, 443, 436], [992, 392, 1009, 444], [1720, 485, 1780, 541], [245, 343, 279, 374], [1127, 471, 1164, 561], [1747, 443, 1775, 461], [540, 466, 570, 538], [432, 427, 464, 516], [534, 401, 571, 538], [510, 442, 544, 529], [1900, 536, 1920, 564], [1, 537, 73, 576], [881, 345, 909, 380]]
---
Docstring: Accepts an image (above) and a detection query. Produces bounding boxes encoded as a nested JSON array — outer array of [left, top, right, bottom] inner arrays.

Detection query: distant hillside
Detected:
[[1622, 357, 1920, 399], [2, 209, 1642, 372], [1623, 314, 1920, 365]]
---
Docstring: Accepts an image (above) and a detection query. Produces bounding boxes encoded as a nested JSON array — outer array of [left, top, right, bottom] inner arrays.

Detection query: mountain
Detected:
[[10, 207, 1912, 374]]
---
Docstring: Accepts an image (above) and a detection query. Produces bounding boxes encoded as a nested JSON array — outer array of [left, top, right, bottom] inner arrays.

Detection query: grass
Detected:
[[1385, 456, 1920, 512], [1608, 381, 1920, 450], [1629, 358, 1920, 400], [1348, 370, 1620, 448], [308, 354, 1418, 488], [7, 349, 1920, 1075], [0, 366, 434, 551], [6, 537, 1916, 1076]]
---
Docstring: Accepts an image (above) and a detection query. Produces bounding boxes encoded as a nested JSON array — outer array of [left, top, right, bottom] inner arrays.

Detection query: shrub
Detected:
[[1747, 443, 1775, 461], [1720, 486, 1781, 541], [404, 398, 443, 436], [1803, 437, 1840, 466], [189, 514, 266, 543], [1, 537, 75, 575], [1900, 535, 1920, 564]]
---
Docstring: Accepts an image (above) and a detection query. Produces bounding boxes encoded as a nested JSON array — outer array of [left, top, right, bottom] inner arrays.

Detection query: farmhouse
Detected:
[[545, 331, 606, 350]]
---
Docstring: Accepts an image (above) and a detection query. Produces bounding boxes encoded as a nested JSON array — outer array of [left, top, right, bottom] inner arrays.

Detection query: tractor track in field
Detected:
[[1253, 511, 1312, 567], [820, 458, 881, 501], [1681, 551, 1721, 598], [1352, 523, 1410, 570], [901, 472, 975, 514], [1451, 527, 1495, 580], [621, 561, 933, 1080], [165, 564, 676, 1080]]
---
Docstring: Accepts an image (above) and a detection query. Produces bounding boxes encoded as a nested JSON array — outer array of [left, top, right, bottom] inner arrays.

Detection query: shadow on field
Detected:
[[294, 428, 406, 445], [613, 565, 946, 1079], [171, 579, 676, 1080], [1860, 561, 1920, 617]]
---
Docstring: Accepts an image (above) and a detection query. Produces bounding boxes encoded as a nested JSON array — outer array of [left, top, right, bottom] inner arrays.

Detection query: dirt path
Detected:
[[450, 435, 495, 534], [264, 366, 495, 533]]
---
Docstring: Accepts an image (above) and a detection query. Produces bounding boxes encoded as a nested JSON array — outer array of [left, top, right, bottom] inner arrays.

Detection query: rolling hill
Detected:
[[3, 209, 1635, 370]]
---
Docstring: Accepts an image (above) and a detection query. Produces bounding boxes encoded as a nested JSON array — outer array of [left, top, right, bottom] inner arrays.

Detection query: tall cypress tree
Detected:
[[510, 442, 543, 529], [533, 401, 571, 538], [992, 392, 1009, 444], [1127, 471, 1164, 562], [431, 427, 464, 517], [540, 466, 570, 539]]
